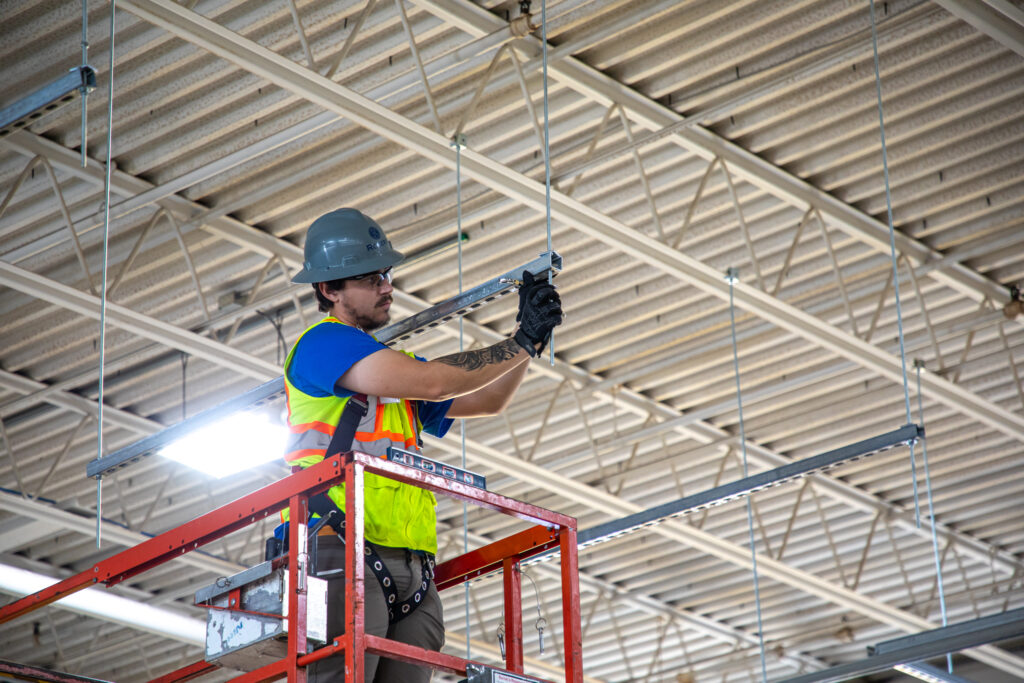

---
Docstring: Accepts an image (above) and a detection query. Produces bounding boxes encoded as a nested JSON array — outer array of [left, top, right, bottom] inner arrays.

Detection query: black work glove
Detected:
[[516, 270, 556, 322], [513, 271, 562, 357]]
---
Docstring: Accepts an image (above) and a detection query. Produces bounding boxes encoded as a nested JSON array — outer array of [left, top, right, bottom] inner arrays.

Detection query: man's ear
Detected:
[[319, 281, 342, 304]]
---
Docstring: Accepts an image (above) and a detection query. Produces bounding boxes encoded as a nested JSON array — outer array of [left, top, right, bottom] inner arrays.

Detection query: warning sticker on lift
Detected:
[[492, 673, 546, 683], [463, 665, 548, 683], [386, 447, 487, 490]]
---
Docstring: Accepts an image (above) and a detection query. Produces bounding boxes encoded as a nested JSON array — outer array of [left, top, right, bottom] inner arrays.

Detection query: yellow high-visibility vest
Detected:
[[281, 317, 437, 554]]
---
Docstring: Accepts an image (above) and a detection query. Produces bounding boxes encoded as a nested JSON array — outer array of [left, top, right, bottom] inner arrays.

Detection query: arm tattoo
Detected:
[[435, 338, 520, 370]]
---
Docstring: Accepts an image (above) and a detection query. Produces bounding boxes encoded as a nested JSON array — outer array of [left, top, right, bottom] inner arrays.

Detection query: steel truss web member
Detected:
[[280, 208, 562, 682]]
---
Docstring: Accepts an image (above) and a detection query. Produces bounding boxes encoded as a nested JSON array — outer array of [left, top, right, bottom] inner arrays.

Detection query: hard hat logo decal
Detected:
[[369, 226, 382, 240]]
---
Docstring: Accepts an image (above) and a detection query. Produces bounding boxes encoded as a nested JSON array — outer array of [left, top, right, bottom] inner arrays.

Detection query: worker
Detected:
[[282, 208, 562, 682]]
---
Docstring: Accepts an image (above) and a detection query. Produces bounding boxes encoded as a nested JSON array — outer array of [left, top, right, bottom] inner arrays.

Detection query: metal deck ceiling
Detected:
[[0, 0, 1022, 680]]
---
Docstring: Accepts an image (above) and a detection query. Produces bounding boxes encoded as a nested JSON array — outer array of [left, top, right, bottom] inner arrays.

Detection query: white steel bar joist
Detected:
[[114, 0, 1024, 447], [415, 0, 1015, 309], [0, 259, 280, 382], [5, 116, 1020, 583], [1, 3, 1020, 673]]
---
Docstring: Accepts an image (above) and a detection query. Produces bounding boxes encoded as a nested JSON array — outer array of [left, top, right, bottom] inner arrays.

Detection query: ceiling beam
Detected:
[[9, 129, 1020, 581], [116, 0, 1024, 449], [0, 368, 163, 435], [0, 260, 280, 382], [414, 0, 1014, 309], [0, 489, 242, 577], [933, 0, 1024, 58]]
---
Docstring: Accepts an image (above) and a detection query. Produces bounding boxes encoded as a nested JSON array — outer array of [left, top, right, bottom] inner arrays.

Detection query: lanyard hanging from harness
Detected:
[[314, 393, 434, 624]]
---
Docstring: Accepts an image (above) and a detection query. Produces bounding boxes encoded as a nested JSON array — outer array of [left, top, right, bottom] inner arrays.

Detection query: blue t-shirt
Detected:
[[286, 322, 454, 438]]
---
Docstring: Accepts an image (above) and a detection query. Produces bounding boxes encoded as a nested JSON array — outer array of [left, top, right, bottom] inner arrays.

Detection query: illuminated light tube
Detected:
[[893, 662, 974, 683], [160, 411, 287, 479], [0, 564, 204, 646]]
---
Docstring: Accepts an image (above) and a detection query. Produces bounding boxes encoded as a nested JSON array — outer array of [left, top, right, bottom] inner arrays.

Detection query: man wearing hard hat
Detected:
[[282, 208, 562, 682]]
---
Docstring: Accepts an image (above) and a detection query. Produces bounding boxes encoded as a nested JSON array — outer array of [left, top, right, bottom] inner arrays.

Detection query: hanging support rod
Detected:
[[86, 251, 561, 479]]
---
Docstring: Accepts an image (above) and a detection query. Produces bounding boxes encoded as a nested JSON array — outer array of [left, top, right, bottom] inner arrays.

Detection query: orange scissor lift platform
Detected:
[[0, 451, 583, 682]]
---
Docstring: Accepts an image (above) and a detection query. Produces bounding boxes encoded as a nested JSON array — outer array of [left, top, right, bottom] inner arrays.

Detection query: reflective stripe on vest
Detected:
[[281, 317, 438, 554]]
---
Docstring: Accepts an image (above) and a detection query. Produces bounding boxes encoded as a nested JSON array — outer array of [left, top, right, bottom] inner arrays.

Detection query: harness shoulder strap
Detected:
[[326, 392, 368, 457]]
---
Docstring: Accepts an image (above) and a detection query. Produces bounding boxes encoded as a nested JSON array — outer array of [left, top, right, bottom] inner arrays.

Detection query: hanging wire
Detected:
[[726, 268, 768, 682], [541, 0, 554, 366], [453, 133, 471, 661], [522, 569, 547, 655], [915, 360, 953, 674], [868, 0, 912, 424], [80, 0, 90, 167], [180, 353, 189, 422], [869, 0, 923, 529], [95, 0, 118, 549], [256, 310, 287, 364]]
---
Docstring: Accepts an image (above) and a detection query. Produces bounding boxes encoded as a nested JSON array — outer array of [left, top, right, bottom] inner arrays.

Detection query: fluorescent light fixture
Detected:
[[160, 412, 287, 478], [0, 563, 204, 645], [894, 662, 974, 683]]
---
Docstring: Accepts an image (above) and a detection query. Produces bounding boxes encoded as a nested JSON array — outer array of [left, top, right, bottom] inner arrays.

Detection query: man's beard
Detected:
[[344, 296, 391, 331]]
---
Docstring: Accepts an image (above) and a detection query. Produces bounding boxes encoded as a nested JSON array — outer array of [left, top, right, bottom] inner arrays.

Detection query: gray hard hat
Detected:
[[292, 208, 404, 284]]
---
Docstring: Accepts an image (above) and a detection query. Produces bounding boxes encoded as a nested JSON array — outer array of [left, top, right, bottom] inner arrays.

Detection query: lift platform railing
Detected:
[[1, 451, 583, 683]]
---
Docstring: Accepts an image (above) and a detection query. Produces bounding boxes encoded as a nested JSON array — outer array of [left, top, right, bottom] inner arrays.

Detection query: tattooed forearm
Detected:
[[435, 338, 521, 370]]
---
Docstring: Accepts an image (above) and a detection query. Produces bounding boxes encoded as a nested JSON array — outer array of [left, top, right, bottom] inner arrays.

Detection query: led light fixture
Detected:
[[894, 662, 974, 683], [0, 563, 203, 645], [160, 412, 287, 478]]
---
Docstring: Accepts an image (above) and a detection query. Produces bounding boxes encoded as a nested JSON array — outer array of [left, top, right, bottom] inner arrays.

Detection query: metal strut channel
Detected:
[[572, 424, 923, 551], [0, 66, 96, 138], [776, 607, 1024, 683], [85, 251, 561, 479]]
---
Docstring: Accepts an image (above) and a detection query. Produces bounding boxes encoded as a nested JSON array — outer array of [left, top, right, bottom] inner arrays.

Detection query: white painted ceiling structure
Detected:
[[1, 0, 1023, 681]]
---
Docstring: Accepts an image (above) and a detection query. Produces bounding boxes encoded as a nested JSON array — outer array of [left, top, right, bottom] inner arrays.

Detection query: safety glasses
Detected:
[[346, 267, 393, 287]]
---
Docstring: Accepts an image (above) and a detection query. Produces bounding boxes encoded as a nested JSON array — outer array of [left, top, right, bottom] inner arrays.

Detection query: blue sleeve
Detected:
[[411, 353, 454, 437], [286, 323, 388, 397], [418, 398, 454, 438]]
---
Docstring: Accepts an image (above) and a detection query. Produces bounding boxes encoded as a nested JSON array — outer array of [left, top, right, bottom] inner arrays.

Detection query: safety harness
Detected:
[[279, 392, 434, 624]]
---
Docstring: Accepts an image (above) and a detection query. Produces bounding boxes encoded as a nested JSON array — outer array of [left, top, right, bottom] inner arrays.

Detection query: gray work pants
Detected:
[[309, 534, 444, 682]]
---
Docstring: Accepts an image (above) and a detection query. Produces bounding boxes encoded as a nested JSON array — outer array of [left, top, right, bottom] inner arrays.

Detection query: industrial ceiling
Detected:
[[0, 0, 1022, 681]]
